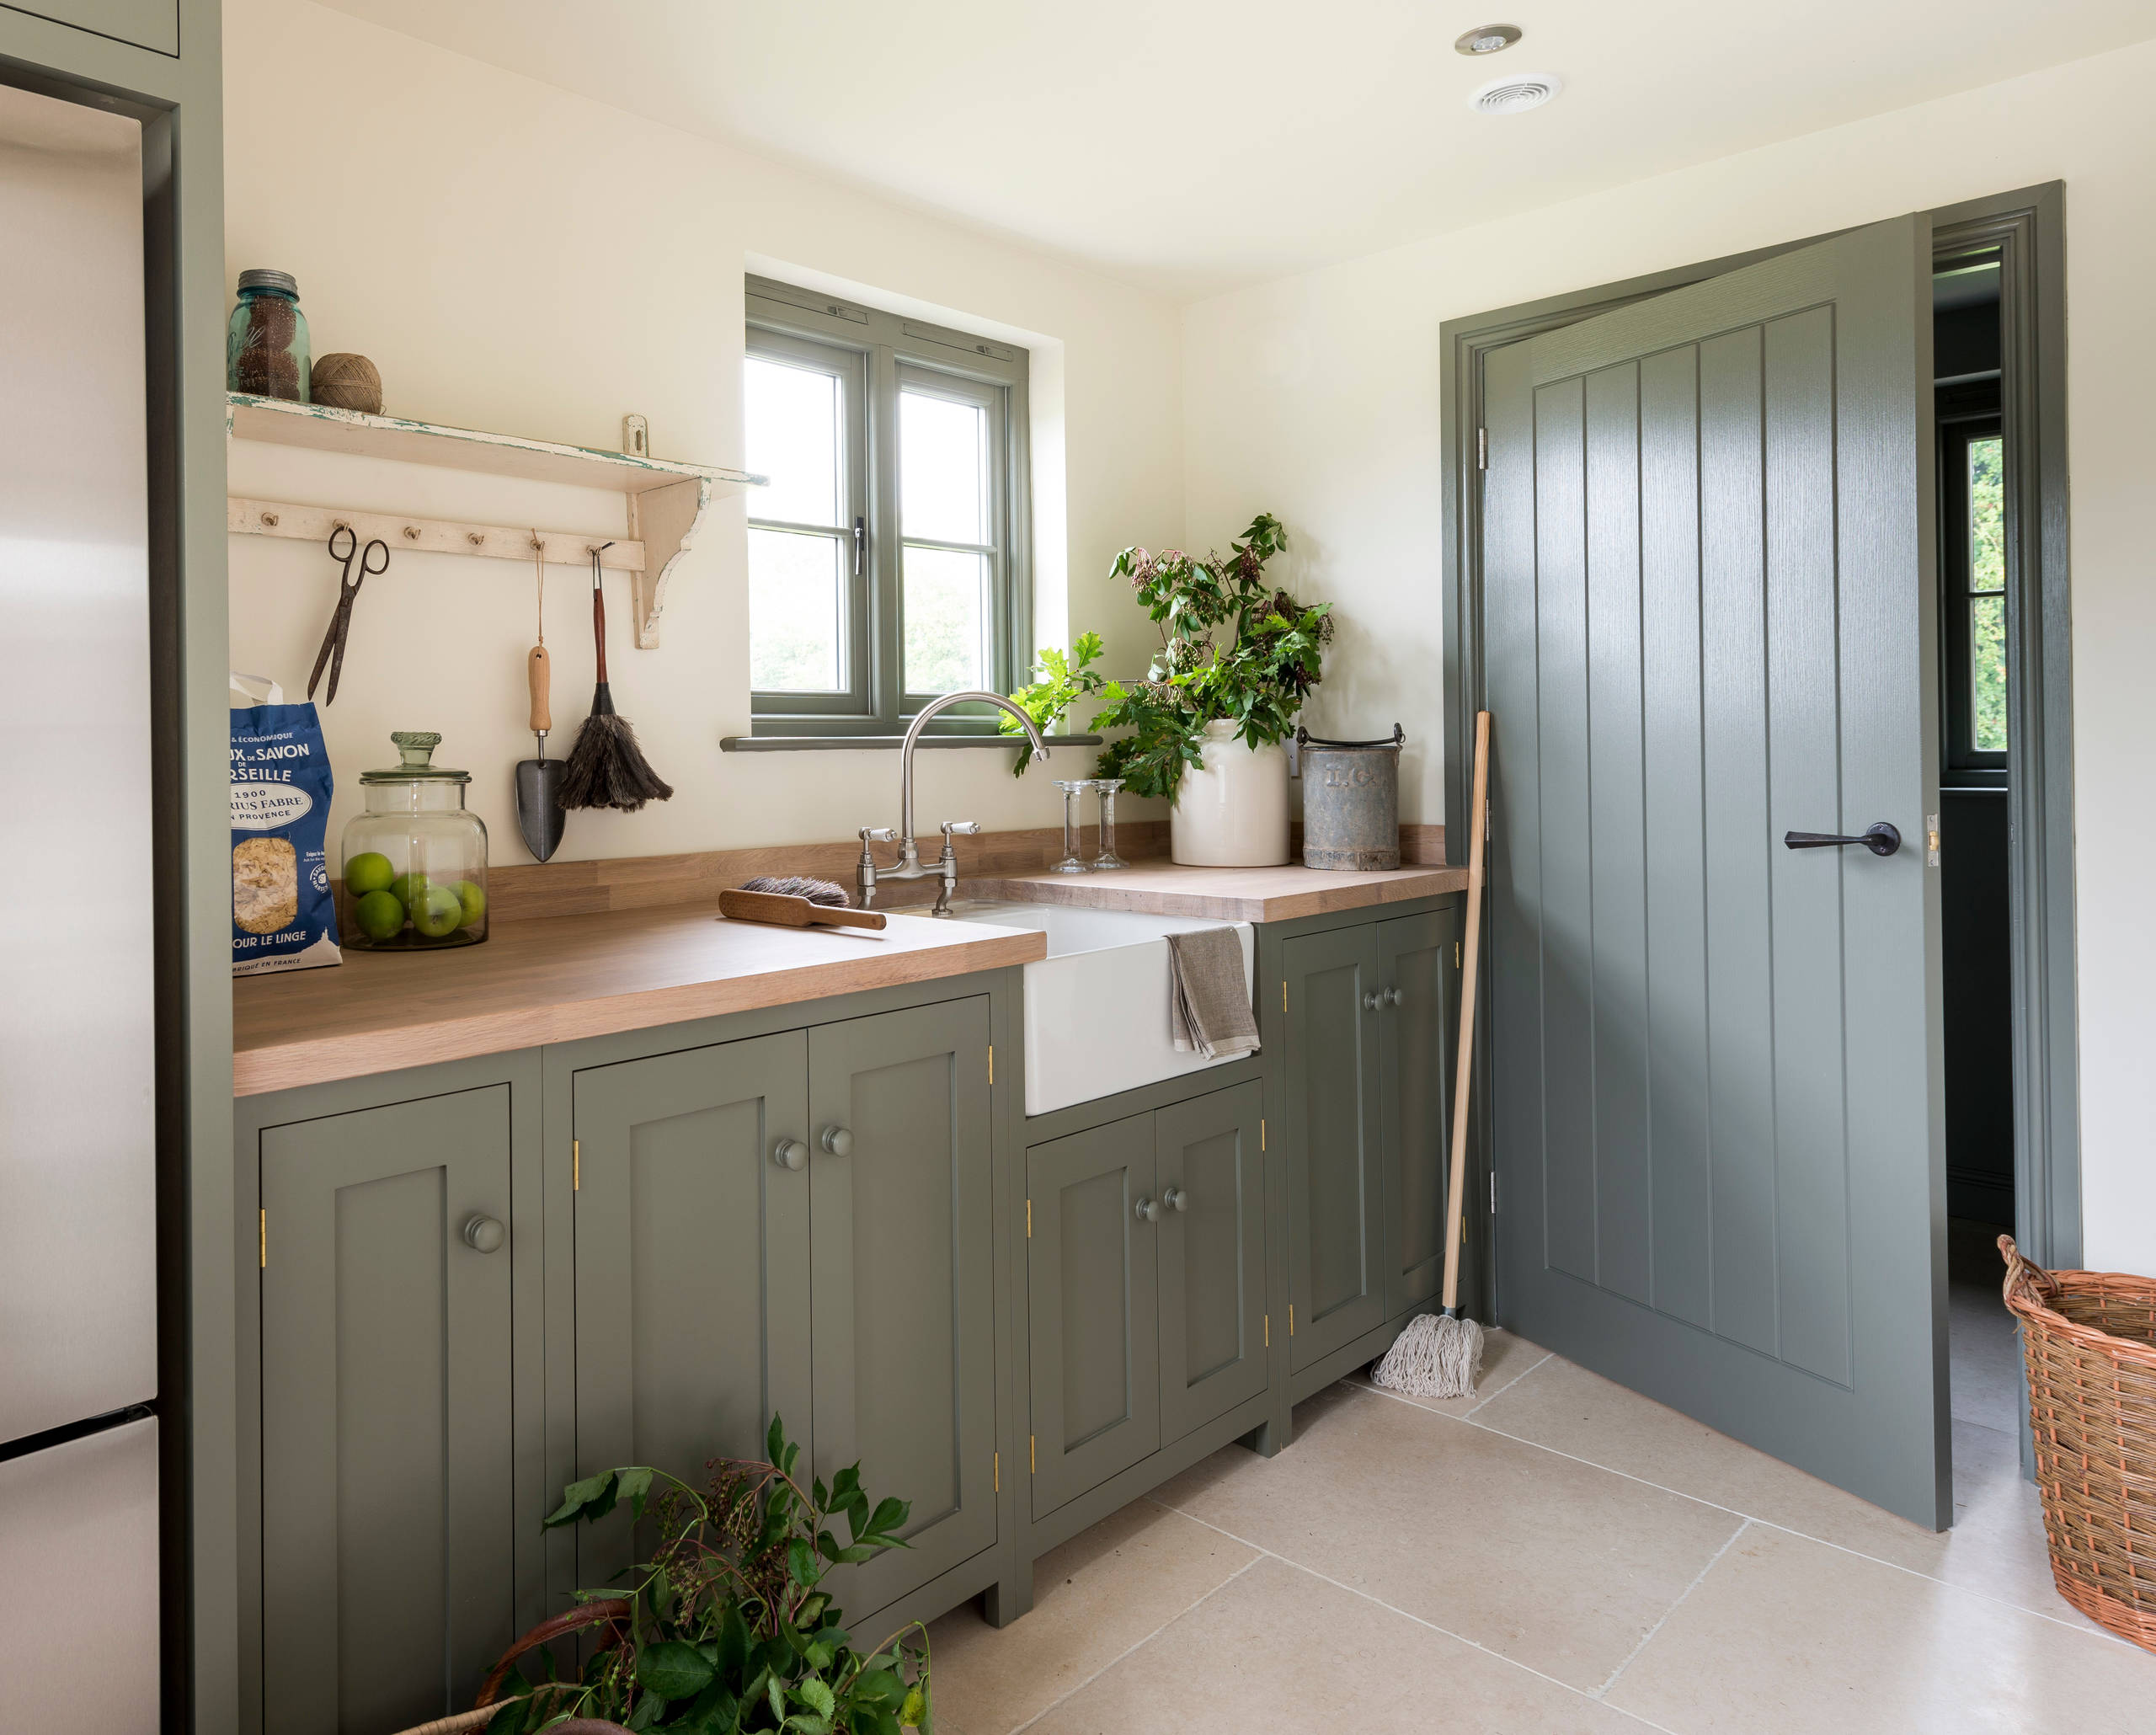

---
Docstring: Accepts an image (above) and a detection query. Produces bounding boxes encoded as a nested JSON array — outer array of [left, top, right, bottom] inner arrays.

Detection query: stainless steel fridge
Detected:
[[0, 78, 163, 1732]]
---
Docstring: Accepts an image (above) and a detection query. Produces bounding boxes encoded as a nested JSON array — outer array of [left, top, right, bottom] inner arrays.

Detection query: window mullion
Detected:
[[868, 341, 904, 729]]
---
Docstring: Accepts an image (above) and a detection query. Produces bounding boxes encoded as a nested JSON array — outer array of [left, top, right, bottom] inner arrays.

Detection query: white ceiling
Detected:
[[318, 0, 2156, 299]]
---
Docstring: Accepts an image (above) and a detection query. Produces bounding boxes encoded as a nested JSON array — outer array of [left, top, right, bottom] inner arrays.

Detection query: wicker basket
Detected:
[[1999, 1235, 2156, 1651]]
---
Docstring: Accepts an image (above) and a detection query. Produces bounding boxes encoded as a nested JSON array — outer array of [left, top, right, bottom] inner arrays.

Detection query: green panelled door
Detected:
[[1155, 1081, 1268, 1444], [259, 1087, 515, 1735], [571, 1033, 814, 1595], [1282, 926, 1385, 1369], [808, 999, 998, 1615]]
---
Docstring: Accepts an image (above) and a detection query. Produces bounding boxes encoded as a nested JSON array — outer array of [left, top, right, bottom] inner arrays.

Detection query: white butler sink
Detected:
[[942, 902, 1256, 1116]]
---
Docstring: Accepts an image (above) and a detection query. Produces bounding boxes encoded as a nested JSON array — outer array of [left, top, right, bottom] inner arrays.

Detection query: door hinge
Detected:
[[1264, 1312, 1270, 1348], [1026, 1198, 1033, 1238], [994, 1451, 1000, 1493], [1476, 426, 1488, 470], [1490, 1172, 1498, 1214], [1261, 1118, 1267, 1152], [259, 1209, 266, 1269], [1029, 1434, 1037, 1475], [1281, 980, 1289, 1015], [1927, 813, 1941, 868], [1485, 797, 1492, 842], [1455, 940, 1461, 968], [1289, 1304, 1295, 1336], [988, 1044, 994, 1084], [573, 1139, 580, 1191]]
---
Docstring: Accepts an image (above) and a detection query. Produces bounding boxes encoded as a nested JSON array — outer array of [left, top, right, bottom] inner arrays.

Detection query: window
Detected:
[[743, 277, 1028, 736], [1937, 380, 2007, 782]]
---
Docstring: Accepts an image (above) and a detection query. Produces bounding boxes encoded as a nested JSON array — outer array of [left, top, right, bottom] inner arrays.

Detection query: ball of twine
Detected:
[[312, 352, 383, 414]]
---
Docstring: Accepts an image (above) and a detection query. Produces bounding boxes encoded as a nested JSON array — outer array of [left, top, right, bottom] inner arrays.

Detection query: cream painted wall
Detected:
[[222, 0, 1178, 870], [1181, 40, 2156, 1273]]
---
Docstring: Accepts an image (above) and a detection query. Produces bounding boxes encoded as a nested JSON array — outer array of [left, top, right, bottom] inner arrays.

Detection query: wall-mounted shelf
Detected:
[[225, 393, 766, 647]]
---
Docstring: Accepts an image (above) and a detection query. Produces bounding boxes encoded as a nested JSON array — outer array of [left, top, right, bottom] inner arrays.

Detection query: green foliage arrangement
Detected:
[[1001, 514, 1331, 798], [478, 1417, 928, 1735]]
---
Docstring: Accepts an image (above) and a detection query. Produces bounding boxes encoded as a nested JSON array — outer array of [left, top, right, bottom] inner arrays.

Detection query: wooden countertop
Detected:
[[232, 905, 1043, 1097], [973, 859, 1469, 923]]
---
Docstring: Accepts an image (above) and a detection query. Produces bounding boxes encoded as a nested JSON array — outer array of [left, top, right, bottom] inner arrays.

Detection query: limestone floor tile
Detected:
[[925, 1498, 1258, 1735], [1604, 1523, 2156, 1735], [1352, 1326, 1550, 1418], [1947, 1217, 2025, 1433], [1150, 1381, 1742, 1690], [1027, 1555, 1649, 1735], [1470, 1352, 2101, 1631]]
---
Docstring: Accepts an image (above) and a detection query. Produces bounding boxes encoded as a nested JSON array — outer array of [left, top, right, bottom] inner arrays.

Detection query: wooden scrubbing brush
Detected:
[[560, 542, 674, 813]]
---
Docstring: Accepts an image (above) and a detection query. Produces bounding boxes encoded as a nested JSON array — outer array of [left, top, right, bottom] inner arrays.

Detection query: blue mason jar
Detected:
[[227, 268, 311, 401]]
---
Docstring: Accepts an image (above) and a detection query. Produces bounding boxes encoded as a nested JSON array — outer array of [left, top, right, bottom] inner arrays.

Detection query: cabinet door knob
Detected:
[[1134, 1195, 1162, 1223], [1363, 990, 1385, 1012], [773, 1139, 809, 1172], [1162, 1186, 1189, 1212], [820, 1125, 855, 1157], [462, 1214, 505, 1253], [1385, 985, 1404, 1007]]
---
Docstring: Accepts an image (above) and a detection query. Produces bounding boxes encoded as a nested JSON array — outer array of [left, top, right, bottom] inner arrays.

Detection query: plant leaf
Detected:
[[899, 1685, 928, 1727], [616, 1465, 654, 1523], [716, 1599, 750, 1679], [787, 1535, 818, 1587], [545, 1469, 616, 1527], [638, 1639, 717, 1702], [798, 1677, 836, 1718], [864, 1497, 909, 1540]]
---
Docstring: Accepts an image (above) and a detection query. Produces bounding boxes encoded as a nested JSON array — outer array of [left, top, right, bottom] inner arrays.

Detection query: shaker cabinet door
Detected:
[[1026, 1112, 1161, 1517], [1377, 907, 1460, 1317], [1155, 1081, 1268, 1445], [259, 1087, 516, 1735], [809, 998, 998, 1615], [1281, 926, 1386, 1370], [571, 1033, 814, 1597]]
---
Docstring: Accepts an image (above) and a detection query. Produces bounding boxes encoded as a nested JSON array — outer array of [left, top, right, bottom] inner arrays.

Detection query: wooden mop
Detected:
[[1373, 709, 1492, 1399]]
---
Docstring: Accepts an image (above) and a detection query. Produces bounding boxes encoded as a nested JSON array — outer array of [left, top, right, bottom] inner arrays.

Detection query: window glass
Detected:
[[745, 357, 841, 527], [903, 546, 989, 693], [749, 527, 843, 692], [1967, 435, 2006, 751], [901, 392, 988, 545]]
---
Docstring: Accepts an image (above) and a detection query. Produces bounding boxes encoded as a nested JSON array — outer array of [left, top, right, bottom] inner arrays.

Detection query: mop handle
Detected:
[[1439, 710, 1492, 1314]]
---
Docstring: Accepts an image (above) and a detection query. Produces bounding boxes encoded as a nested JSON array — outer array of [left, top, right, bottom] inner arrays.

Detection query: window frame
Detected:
[[744, 276, 1031, 737], [1935, 376, 2007, 786]]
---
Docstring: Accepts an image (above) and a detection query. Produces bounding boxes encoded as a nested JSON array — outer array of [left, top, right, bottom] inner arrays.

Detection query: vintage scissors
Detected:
[[308, 523, 388, 705]]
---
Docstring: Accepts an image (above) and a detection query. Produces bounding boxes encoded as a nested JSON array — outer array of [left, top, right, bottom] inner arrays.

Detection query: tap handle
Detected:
[[942, 820, 980, 836], [859, 826, 897, 844]]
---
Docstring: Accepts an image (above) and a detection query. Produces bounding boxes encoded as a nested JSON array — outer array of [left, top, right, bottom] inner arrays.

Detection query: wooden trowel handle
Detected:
[[719, 888, 887, 932], [528, 644, 552, 733]]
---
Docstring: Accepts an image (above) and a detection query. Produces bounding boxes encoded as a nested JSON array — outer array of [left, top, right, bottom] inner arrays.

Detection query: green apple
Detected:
[[353, 889, 406, 942], [389, 871, 430, 909], [414, 884, 464, 939], [345, 851, 395, 897], [454, 879, 487, 928]]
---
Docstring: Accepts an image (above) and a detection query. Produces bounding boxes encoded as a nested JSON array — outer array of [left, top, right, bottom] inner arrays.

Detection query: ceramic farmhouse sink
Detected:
[[943, 901, 1257, 1117]]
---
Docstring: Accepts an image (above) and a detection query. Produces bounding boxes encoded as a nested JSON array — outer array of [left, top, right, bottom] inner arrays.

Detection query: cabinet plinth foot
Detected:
[[983, 1558, 1034, 1628]]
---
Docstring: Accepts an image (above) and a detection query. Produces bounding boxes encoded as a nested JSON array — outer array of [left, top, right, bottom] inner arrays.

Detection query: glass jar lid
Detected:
[[237, 267, 300, 297], [359, 730, 471, 785]]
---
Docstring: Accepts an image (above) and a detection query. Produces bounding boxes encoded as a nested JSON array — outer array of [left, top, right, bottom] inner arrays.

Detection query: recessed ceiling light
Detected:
[[1469, 71, 1562, 114], [1454, 24, 1522, 56]]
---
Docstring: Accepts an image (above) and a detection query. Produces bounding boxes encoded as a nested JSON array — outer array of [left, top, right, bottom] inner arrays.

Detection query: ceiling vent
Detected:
[[1470, 72, 1562, 115]]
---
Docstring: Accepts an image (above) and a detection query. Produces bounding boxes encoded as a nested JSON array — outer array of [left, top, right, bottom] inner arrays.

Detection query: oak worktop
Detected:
[[974, 859, 1469, 923], [232, 905, 1043, 1097]]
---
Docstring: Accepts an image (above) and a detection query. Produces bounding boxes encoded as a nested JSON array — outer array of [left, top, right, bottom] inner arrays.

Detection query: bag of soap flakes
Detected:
[[230, 671, 341, 974]]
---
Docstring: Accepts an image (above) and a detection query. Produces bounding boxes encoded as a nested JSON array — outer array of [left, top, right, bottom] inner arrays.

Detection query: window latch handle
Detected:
[[853, 515, 866, 579]]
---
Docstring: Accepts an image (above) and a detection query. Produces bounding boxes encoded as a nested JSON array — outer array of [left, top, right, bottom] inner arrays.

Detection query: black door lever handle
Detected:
[[1783, 822, 1901, 857]]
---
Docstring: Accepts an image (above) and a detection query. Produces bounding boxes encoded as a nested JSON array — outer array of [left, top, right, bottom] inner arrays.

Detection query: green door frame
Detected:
[[1439, 184, 2079, 1317]]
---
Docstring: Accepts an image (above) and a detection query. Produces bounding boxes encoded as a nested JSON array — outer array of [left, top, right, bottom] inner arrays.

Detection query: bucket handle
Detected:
[[1295, 723, 1405, 750]]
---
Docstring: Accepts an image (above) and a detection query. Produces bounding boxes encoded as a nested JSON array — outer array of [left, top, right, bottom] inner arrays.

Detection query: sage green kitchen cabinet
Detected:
[[808, 999, 997, 1615], [3, 0, 179, 55], [1156, 1081, 1268, 1444], [257, 1086, 517, 1735], [1026, 1111, 1161, 1516], [1377, 906, 1461, 1317], [568, 1031, 814, 1597], [1281, 926, 1387, 1369]]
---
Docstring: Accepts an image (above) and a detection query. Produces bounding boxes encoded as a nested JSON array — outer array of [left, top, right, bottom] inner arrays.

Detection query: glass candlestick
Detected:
[[1051, 780, 1091, 873], [1091, 778, 1127, 869]]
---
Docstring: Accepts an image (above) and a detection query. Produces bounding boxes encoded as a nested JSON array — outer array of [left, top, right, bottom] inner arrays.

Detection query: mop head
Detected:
[[560, 686, 674, 812], [1370, 1311, 1485, 1400]]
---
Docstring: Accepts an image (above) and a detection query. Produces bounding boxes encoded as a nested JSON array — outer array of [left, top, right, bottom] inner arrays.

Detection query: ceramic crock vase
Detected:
[[1170, 719, 1291, 866]]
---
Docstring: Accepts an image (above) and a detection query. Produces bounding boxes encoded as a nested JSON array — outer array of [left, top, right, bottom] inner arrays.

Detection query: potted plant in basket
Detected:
[[462, 1417, 929, 1734], [1004, 514, 1331, 866]]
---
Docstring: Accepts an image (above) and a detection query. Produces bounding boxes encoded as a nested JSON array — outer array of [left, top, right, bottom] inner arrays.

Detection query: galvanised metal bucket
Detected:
[[1298, 724, 1405, 870]]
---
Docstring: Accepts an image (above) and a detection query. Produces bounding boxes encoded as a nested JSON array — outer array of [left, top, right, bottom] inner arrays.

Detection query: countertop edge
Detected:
[[232, 923, 1043, 1098], [972, 864, 1470, 922]]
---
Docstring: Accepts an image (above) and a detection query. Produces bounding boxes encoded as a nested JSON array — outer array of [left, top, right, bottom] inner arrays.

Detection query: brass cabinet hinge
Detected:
[[1476, 426, 1489, 470], [1029, 1434, 1037, 1475], [1026, 1198, 1033, 1238], [988, 1044, 994, 1085], [1456, 941, 1461, 967], [1281, 980, 1288, 1015], [573, 1139, 580, 1191], [1263, 1312, 1270, 1348], [259, 1209, 266, 1269], [1289, 1303, 1295, 1336], [994, 1451, 1000, 1493], [1260, 1118, 1267, 1152]]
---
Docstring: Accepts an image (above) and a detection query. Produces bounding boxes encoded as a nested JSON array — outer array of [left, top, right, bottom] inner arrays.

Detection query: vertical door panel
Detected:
[[1157, 1082, 1267, 1444], [1484, 213, 1946, 1527], [1027, 1113, 1160, 1515], [572, 1034, 812, 1595], [260, 1088, 515, 1735], [810, 1000, 995, 1613], [1378, 907, 1460, 1316], [1283, 926, 1385, 1369]]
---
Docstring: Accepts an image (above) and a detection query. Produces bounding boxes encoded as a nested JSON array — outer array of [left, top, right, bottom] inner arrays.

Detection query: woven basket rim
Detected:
[[1998, 1235, 2156, 1371]]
